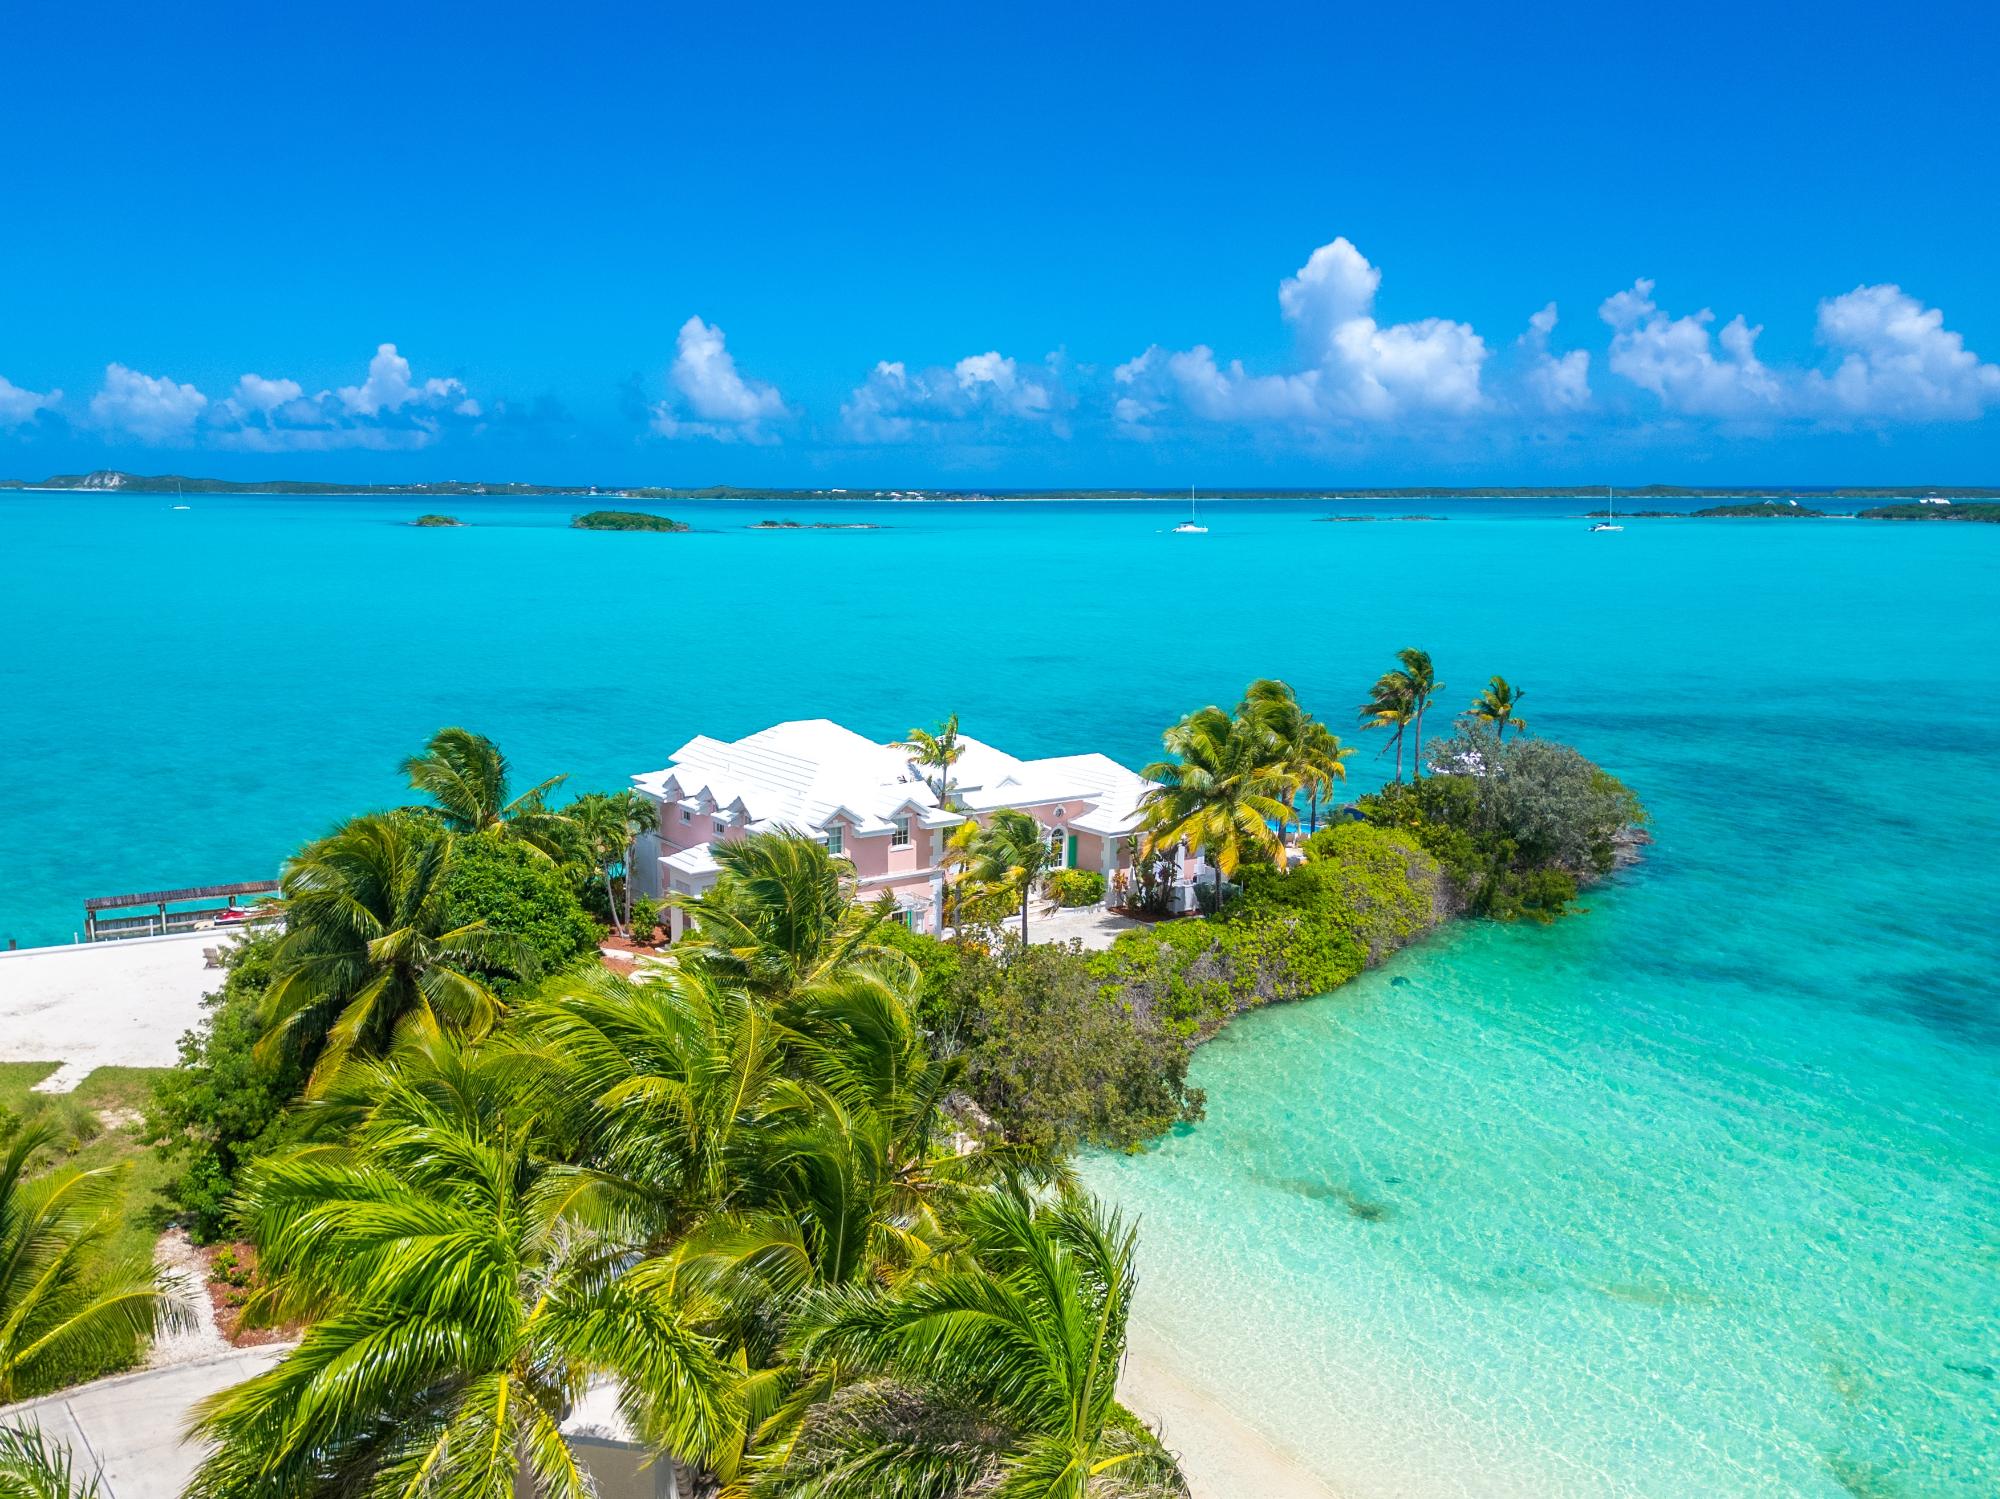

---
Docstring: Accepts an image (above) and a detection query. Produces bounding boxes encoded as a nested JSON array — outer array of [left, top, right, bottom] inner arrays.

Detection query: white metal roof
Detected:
[[633, 719, 1154, 839]]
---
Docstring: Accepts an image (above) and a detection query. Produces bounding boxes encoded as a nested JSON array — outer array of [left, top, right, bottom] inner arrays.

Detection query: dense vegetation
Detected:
[[572, 509, 691, 531], [1689, 502, 1828, 518], [1855, 501, 2000, 522], [409, 512, 463, 526], [54, 661, 1643, 1494]]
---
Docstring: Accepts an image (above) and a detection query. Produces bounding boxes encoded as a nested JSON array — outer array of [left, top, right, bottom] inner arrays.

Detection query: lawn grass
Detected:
[[2, 1060, 177, 1266]]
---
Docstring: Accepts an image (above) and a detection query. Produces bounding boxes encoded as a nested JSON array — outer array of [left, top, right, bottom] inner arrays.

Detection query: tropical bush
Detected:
[[0, 1120, 187, 1402], [1046, 867, 1108, 907], [946, 942, 1202, 1155], [1359, 720, 1645, 920], [441, 833, 601, 983], [178, 830, 1183, 1497], [147, 932, 307, 1243], [1095, 825, 1448, 1038]]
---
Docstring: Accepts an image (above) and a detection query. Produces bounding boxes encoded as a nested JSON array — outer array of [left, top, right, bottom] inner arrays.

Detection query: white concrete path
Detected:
[[0, 1347, 287, 1499], [0, 931, 236, 1091], [1023, 904, 1143, 951]]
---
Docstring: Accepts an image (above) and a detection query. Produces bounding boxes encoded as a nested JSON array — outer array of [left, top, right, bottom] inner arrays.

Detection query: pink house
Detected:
[[629, 718, 1195, 936]]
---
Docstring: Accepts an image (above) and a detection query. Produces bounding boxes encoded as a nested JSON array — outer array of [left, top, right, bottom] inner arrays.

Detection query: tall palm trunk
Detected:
[[1019, 886, 1030, 945], [619, 837, 638, 932], [601, 867, 622, 936], [1394, 728, 1405, 783], [1412, 706, 1425, 779]]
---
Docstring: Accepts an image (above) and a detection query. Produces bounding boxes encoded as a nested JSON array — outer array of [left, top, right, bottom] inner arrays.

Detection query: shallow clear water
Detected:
[[4, 492, 1997, 1492]]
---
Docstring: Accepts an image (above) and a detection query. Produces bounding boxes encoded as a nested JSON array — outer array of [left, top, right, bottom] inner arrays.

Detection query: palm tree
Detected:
[[779, 1185, 1181, 1498], [186, 1037, 739, 1498], [675, 832, 912, 1002], [895, 714, 965, 805], [524, 962, 789, 1243], [402, 726, 574, 858], [260, 814, 533, 1091], [1358, 670, 1416, 783], [1139, 705, 1290, 900], [1242, 680, 1353, 838], [1396, 648, 1443, 778], [526, 941, 976, 1490], [961, 809, 1057, 945], [571, 789, 660, 936], [0, 1425, 100, 1498], [0, 1125, 188, 1405], [1470, 674, 1528, 739]]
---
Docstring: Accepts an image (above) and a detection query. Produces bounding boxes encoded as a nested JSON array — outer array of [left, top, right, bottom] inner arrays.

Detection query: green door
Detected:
[[1066, 834, 1078, 869]]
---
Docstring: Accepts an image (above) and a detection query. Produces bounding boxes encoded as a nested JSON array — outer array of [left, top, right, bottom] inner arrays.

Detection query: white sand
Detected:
[[1122, 1318, 1344, 1499], [145, 1229, 231, 1370], [0, 931, 235, 1090]]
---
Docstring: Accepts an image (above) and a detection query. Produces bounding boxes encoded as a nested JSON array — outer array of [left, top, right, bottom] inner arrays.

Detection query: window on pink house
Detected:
[[826, 824, 844, 857], [891, 816, 911, 848]]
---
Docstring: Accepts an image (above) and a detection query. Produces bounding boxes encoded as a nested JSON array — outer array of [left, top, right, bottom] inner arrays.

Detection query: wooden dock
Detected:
[[82, 879, 281, 941]]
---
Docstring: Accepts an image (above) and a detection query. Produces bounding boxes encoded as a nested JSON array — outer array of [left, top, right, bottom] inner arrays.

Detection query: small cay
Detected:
[[571, 510, 690, 532]]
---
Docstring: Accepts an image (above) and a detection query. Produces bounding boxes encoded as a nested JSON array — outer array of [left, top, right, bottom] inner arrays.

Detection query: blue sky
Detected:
[[3, 0, 1996, 485]]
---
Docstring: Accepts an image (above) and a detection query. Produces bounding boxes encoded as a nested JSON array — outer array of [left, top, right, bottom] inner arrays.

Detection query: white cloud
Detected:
[[90, 364, 208, 443], [650, 316, 788, 443], [227, 373, 305, 413], [1597, 278, 1999, 424], [1807, 283, 2000, 420], [208, 348, 482, 451], [1114, 236, 1488, 434], [0, 374, 61, 428], [1519, 303, 1591, 412], [337, 343, 470, 417], [841, 350, 1070, 443], [1599, 279, 1782, 416]]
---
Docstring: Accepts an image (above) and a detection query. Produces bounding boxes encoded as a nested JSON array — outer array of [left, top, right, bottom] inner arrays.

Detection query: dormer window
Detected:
[[826, 824, 845, 857], [891, 815, 912, 848]]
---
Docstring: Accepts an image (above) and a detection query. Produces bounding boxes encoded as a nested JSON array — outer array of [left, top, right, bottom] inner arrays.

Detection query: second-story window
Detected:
[[712, 820, 727, 838], [891, 815, 911, 848], [679, 808, 692, 824], [826, 824, 844, 857]]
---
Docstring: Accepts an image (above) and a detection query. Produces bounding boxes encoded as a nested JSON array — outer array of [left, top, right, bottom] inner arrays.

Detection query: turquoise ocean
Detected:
[[3, 492, 1995, 1494]]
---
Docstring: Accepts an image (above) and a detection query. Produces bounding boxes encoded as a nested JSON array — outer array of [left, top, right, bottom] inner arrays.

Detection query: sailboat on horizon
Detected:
[[1590, 485, 1622, 532], [1173, 484, 1208, 534]]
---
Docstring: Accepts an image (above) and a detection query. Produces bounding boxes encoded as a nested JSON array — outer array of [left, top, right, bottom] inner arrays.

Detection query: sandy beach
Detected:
[[1121, 1317, 1343, 1499]]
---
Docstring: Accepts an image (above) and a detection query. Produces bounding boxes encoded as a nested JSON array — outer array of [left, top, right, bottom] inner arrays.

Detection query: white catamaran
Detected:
[[1174, 485, 1208, 534]]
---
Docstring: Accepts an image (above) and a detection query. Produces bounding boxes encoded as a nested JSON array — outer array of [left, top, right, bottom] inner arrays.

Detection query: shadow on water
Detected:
[[1253, 1171, 1397, 1223], [1864, 965, 2000, 1047]]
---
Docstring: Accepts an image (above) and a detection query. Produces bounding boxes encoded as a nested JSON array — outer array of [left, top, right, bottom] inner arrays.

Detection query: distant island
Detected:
[[1855, 501, 2000, 522], [1316, 514, 1447, 523], [571, 510, 689, 532], [7, 470, 2000, 504], [750, 519, 882, 530], [1689, 502, 1829, 518], [410, 513, 463, 527]]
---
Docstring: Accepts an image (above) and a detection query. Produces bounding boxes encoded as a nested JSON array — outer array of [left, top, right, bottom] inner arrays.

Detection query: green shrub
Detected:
[[956, 942, 1202, 1155], [146, 932, 307, 1242], [629, 895, 664, 939], [442, 836, 601, 986], [1092, 826, 1446, 1040], [872, 922, 973, 1048], [1046, 869, 1107, 907], [1356, 725, 1645, 919]]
